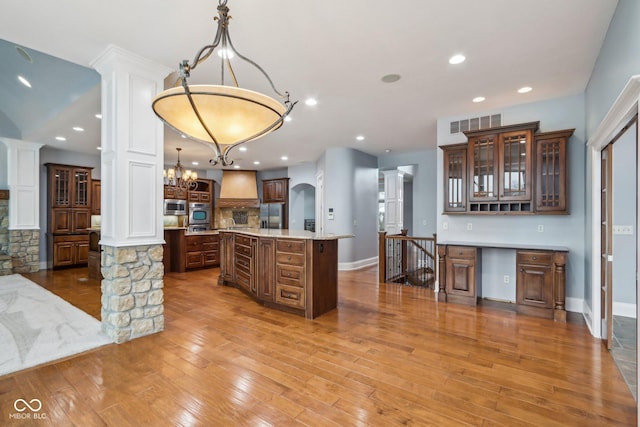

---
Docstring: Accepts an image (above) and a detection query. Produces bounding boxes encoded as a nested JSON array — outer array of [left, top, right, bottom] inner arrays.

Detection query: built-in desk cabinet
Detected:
[[440, 122, 574, 215], [438, 243, 567, 322]]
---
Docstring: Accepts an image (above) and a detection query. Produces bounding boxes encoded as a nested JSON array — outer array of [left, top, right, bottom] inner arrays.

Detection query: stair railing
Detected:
[[378, 230, 437, 288]]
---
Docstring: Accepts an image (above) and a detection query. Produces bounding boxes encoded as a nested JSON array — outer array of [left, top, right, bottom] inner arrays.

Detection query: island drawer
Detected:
[[276, 239, 305, 254], [236, 235, 252, 246], [276, 252, 304, 266], [235, 254, 251, 274], [236, 269, 250, 290], [275, 284, 305, 309], [235, 243, 252, 257], [276, 264, 304, 287]]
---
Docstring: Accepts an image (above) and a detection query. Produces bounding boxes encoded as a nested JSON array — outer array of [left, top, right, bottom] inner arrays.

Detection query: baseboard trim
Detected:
[[565, 297, 583, 313], [338, 257, 378, 271], [613, 302, 637, 318], [582, 300, 596, 337]]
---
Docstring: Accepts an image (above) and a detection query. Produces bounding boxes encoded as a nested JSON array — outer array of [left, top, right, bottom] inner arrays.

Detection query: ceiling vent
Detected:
[[450, 114, 501, 134]]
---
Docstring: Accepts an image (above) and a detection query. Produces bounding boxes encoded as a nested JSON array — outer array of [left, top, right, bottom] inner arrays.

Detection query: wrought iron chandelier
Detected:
[[152, 0, 296, 166], [164, 147, 198, 191]]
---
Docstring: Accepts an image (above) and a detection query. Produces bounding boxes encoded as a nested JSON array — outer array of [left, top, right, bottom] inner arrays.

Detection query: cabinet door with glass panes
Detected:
[[498, 129, 532, 201], [535, 129, 573, 213], [468, 133, 498, 202], [441, 144, 467, 212]]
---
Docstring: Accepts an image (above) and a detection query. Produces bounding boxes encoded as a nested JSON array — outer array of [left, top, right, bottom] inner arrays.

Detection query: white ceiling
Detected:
[[0, 0, 618, 171]]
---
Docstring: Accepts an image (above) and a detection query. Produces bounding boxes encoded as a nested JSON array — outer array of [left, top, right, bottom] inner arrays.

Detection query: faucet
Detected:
[[228, 218, 236, 228]]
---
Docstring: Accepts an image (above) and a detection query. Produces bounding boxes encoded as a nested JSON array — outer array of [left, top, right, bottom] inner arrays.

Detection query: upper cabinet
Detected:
[[48, 164, 92, 209], [188, 179, 214, 203], [91, 180, 101, 215], [441, 121, 573, 215], [262, 178, 289, 203]]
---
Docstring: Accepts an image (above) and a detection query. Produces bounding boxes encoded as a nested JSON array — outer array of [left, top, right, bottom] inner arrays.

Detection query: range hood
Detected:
[[217, 170, 260, 208]]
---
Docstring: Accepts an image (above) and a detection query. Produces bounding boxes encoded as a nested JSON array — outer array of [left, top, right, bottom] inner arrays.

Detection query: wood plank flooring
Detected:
[[0, 266, 636, 426]]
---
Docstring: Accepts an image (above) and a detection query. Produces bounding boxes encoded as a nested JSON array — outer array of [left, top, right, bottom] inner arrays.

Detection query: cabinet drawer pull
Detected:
[[287, 272, 292, 277], [287, 256, 292, 260], [281, 291, 299, 300], [520, 268, 524, 272], [287, 243, 292, 248]]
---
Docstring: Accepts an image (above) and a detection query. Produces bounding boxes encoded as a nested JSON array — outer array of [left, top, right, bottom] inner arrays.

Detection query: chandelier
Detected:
[[164, 148, 198, 191], [152, 0, 296, 166]]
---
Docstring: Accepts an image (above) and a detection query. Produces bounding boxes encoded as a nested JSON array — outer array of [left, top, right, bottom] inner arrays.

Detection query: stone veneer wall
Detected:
[[0, 198, 8, 254], [215, 207, 260, 229], [9, 230, 39, 273], [101, 244, 164, 343]]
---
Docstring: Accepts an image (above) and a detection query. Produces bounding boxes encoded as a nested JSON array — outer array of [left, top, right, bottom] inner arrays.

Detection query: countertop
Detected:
[[217, 228, 353, 240], [437, 241, 569, 252]]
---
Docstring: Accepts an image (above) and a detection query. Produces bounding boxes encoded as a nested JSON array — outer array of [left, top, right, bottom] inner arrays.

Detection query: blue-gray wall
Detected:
[[585, 0, 640, 313], [0, 142, 7, 189], [437, 94, 586, 304], [318, 147, 378, 264]]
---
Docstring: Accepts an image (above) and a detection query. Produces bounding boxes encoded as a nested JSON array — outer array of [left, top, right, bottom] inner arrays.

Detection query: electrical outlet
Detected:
[[422, 219, 427, 226], [503, 275, 510, 284], [613, 225, 634, 235], [442, 222, 449, 230], [537, 224, 544, 233], [466, 223, 473, 231]]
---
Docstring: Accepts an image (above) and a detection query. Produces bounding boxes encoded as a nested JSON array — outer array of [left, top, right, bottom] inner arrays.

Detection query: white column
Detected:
[[91, 45, 171, 247], [0, 138, 44, 230]]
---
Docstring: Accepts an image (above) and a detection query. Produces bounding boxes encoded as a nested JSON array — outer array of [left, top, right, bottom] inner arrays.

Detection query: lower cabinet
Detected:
[[218, 231, 339, 319], [275, 239, 306, 309], [437, 243, 567, 322], [185, 234, 219, 270], [444, 246, 479, 306], [52, 234, 89, 268], [516, 250, 554, 318], [257, 238, 275, 301]]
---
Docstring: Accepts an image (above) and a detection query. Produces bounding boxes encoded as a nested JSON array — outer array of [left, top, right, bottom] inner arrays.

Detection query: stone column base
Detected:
[[9, 229, 39, 273], [101, 244, 164, 343]]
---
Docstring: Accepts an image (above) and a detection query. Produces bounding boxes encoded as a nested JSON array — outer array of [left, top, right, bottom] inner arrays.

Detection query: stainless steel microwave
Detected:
[[164, 199, 187, 216]]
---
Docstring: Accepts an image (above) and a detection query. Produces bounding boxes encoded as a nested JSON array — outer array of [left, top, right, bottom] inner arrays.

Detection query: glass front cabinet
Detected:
[[441, 121, 573, 215]]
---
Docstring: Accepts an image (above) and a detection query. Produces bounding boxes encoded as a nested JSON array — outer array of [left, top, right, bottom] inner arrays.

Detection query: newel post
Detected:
[[378, 231, 387, 283]]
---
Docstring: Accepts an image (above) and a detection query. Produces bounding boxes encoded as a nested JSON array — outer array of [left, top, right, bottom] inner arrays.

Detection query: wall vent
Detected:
[[450, 114, 501, 134]]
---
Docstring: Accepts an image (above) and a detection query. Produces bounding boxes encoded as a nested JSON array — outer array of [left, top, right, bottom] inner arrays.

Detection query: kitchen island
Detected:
[[218, 228, 351, 319]]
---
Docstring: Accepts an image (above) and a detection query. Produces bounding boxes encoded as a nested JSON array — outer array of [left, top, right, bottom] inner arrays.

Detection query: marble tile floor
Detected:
[[611, 315, 637, 401]]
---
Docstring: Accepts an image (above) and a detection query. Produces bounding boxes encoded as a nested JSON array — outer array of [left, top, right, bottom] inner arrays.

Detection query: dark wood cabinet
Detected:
[[440, 122, 572, 215], [443, 246, 478, 306], [46, 164, 92, 268], [185, 234, 219, 270], [535, 130, 572, 213], [51, 234, 89, 267], [188, 179, 214, 203], [442, 143, 467, 212], [164, 185, 187, 200], [219, 231, 340, 319], [438, 243, 568, 322], [257, 238, 275, 301], [91, 180, 101, 215], [218, 232, 235, 284], [262, 178, 289, 203]]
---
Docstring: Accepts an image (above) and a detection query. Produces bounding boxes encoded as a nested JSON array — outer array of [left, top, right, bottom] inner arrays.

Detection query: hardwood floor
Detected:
[[0, 266, 636, 426]]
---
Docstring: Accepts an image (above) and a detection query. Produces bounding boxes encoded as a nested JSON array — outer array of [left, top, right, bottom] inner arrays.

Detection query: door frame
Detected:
[[588, 75, 640, 339]]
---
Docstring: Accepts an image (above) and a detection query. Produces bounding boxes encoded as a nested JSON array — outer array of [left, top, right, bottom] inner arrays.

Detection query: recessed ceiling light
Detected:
[[356, 135, 365, 141], [304, 98, 317, 106], [97, 147, 102, 150], [181, 134, 187, 138], [233, 165, 240, 169], [381, 74, 401, 83], [15, 46, 33, 63], [72, 126, 84, 132], [284, 116, 292, 122], [55, 136, 66, 141], [253, 161, 260, 165], [192, 161, 199, 166], [448, 54, 466, 65], [518, 86, 533, 94], [385, 149, 391, 153], [95, 114, 102, 119], [472, 96, 486, 103], [17, 75, 31, 88], [238, 146, 248, 152], [281, 156, 288, 161]]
